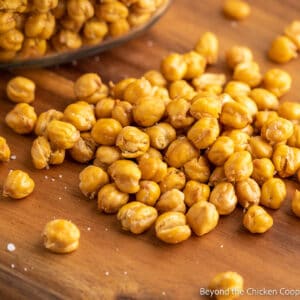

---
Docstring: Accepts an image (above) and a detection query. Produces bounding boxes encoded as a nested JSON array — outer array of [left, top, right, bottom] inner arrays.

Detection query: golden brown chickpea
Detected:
[[224, 151, 253, 182], [109, 18, 130, 37], [95, 97, 115, 118], [137, 147, 163, 162], [93, 145, 121, 169], [233, 61, 262, 87], [143, 70, 167, 87], [187, 117, 220, 149], [222, 129, 250, 152], [117, 201, 158, 234], [35, 109, 64, 136], [97, 183, 129, 214], [288, 124, 300, 148], [183, 51, 206, 79], [165, 137, 198, 168], [111, 100, 133, 127], [236, 178, 261, 208], [31, 136, 51, 169], [52, 0, 66, 19], [208, 166, 227, 187], [67, 0, 94, 23], [260, 178, 286, 209], [52, 29, 82, 52], [160, 53, 187, 81], [116, 126, 149, 158], [159, 167, 186, 193], [292, 190, 300, 218], [155, 212, 191, 244], [96, 1, 128, 22], [169, 80, 196, 101], [226, 45, 253, 69], [91, 118, 122, 145], [166, 98, 194, 129], [136, 180, 160, 206], [110, 78, 136, 99], [83, 19, 108, 42], [0, 1, 28, 12], [254, 111, 278, 131], [5, 103, 37, 134], [6, 76, 35, 104], [0, 12, 16, 34], [123, 78, 152, 105], [278, 101, 300, 121], [224, 81, 251, 99], [0, 28, 24, 51], [108, 160, 141, 193], [268, 35, 297, 64], [263, 68, 292, 98], [60, 16, 84, 32], [49, 147, 65, 165], [18, 38, 47, 59], [0, 136, 11, 162], [145, 122, 176, 150], [243, 205, 273, 233], [261, 117, 293, 144], [32, 0, 58, 12], [186, 201, 219, 236], [234, 95, 258, 118], [223, 0, 250, 20], [251, 158, 275, 186], [195, 32, 218, 64], [25, 12, 55, 39], [156, 189, 186, 213], [184, 156, 211, 183], [239, 123, 254, 136], [249, 88, 279, 111], [190, 94, 222, 119], [79, 165, 109, 199], [285, 20, 300, 50], [183, 181, 210, 207], [247, 136, 273, 159], [132, 0, 156, 14], [207, 136, 235, 166]]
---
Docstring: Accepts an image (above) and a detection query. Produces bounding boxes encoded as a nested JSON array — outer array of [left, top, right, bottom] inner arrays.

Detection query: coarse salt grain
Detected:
[[11, 264, 15, 269], [162, 291, 166, 296], [10, 155, 16, 160], [64, 186, 67, 190], [58, 174, 63, 178], [58, 197, 62, 200], [45, 175, 48, 179], [124, 271, 128, 275], [87, 227, 91, 231], [105, 271, 109, 276], [220, 244, 224, 248], [24, 267, 28, 272], [7, 243, 16, 252], [51, 178, 55, 182], [105, 228, 108, 232]]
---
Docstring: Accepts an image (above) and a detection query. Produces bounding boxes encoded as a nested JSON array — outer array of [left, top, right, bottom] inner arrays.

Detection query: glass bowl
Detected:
[[0, 0, 172, 70]]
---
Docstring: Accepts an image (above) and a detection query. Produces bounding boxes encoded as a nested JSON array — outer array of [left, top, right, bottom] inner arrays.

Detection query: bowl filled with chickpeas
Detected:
[[0, 0, 171, 68]]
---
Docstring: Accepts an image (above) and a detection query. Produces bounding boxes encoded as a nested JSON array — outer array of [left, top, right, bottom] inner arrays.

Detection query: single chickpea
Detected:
[[192, 73, 226, 93], [96, 1, 128, 22], [60, 16, 84, 33], [260, 178, 286, 209], [249, 88, 279, 111], [254, 111, 278, 131], [123, 78, 153, 105], [184, 181, 210, 207], [263, 68, 291, 98], [190, 94, 222, 119], [35, 109, 64, 136], [268, 35, 297, 64], [93, 146, 121, 169], [0, 136, 11, 162], [137, 147, 163, 162], [6, 76, 35, 103], [208, 166, 227, 187], [67, 0, 94, 23], [247, 136, 273, 159], [278, 101, 300, 121], [117, 201, 158, 234], [108, 18, 129, 37], [284, 20, 300, 50], [143, 70, 167, 87], [110, 78, 136, 99], [3, 170, 35, 199], [209, 271, 244, 300], [0, 0, 28, 12], [151, 86, 170, 107], [139, 156, 167, 182], [233, 61, 262, 87], [226, 45, 253, 69], [52, 29, 82, 52], [108, 160, 141, 193], [95, 97, 115, 118], [156, 189, 186, 213], [169, 80, 196, 101], [224, 81, 251, 99], [32, 0, 58, 12], [166, 98, 194, 129], [83, 19, 108, 43], [43, 219, 80, 254], [183, 51, 206, 79], [159, 167, 186, 193], [0, 29, 24, 51], [251, 158, 275, 185], [0, 12, 16, 34], [18, 38, 47, 59], [145, 122, 176, 150], [234, 95, 258, 118], [207, 136, 235, 166], [111, 100, 133, 127], [222, 129, 250, 152], [128, 12, 152, 27], [291, 190, 300, 218], [136, 180, 161, 206], [224, 151, 253, 182], [31, 136, 51, 169], [223, 0, 250, 20], [195, 32, 218, 64], [261, 117, 293, 144], [243, 205, 273, 233], [91, 118, 122, 146], [236, 178, 261, 208], [155, 212, 191, 244], [186, 201, 219, 236], [184, 156, 211, 183], [5, 103, 37, 134], [288, 124, 300, 148], [79, 165, 109, 199], [187, 117, 220, 149], [97, 183, 129, 214], [160, 53, 188, 81]]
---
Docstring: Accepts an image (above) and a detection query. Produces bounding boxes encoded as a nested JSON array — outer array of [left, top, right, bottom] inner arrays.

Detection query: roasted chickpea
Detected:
[[96, 1, 128, 22], [208, 166, 227, 187], [249, 88, 279, 111], [31, 136, 51, 169], [3, 170, 35, 199], [222, 129, 249, 151], [243, 205, 273, 233], [0, 28, 24, 51], [251, 158, 275, 185], [260, 178, 286, 209], [108, 160, 141, 193], [143, 70, 167, 87], [186, 201, 219, 236], [223, 0, 250, 20], [195, 31, 218, 64], [111, 100, 133, 127], [291, 190, 300, 218], [25, 12, 55, 39], [52, 0, 67, 19], [233, 61, 262, 87], [136, 180, 160, 206], [137, 147, 163, 162], [6, 76, 35, 103], [169, 80, 196, 101], [18, 38, 47, 59], [184, 181, 210, 207], [278, 101, 300, 121], [49, 147, 65, 165], [35, 109, 64, 136], [288, 124, 300, 148], [123, 78, 152, 105], [184, 156, 211, 183], [155, 212, 191, 244], [236, 178, 261, 208], [132, 0, 156, 14], [159, 167, 186, 193], [97, 183, 129, 214], [160, 53, 187, 81], [156, 189, 186, 213], [183, 51, 206, 79], [5, 103, 37, 134], [226, 45, 253, 69], [60, 16, 84, 32], [84, 19, 108, 44], [284, 20, 300, 50], [67, 0, 94, 23], [234, 95, 258, 118], [0, 136, 11, 162], [110, 78, 136, 99], [263, 68, 291, 98], [52, 29, 82, 52], [95, 97, 115, 118], [190, 94, 222, 119], [117, 201, 158, 234], [32, 0, 58, 12], [224, 151, 253, 182], [139, 156, 167, 182], [0, 12, 16, 34], [254, 111, 278, 131], [93, 145, 121, 169], [247, 136, 273, 159], [151, 86, 170, 106], [224, 82, 250, 102], [192, 73, 226, 92]]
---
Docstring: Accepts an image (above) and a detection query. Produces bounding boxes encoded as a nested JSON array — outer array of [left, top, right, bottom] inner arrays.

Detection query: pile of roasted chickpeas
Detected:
[[0, 0, 166, 62], [1, 31, 300, 249]]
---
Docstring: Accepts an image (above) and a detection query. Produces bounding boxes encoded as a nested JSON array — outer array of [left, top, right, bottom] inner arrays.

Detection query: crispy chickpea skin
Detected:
[[139, 156, 167, 183], [234, 95, 258, 119], [96, 1, 128, 22], [18, 38, 47, 59], [0, 12, 16, 34], [224, 81, 251, 99], [123, 78, 152, 105], [52, 29, 82, 52], [137, 147, 163, 162], [110, 78, 136, 99], [209, 271, 244, 300], [117, 202, 158, 234], [46, 120, 80, 149], [209, 166, 227, 187], [223, 0, 250, 20], [278, 101, 300, 121], [31, 136, 51, 169], [79, 165, 109, 199], [243, 205, 273, 233], [284, 20, 300, 50], [195, 32, 218, 64], [3, 170, 35, 199], [95, 97, 115, 118], [97, 183, 129, 214], [184, 156, 211, 183], [252, 158, 275, 185], [83, 19, 108, 43], [192, 73, 226, 92], [35, 109, 64, 136], [67, 0, 94, 23], [43, 219, 80, 254], [159, 167, 186, 193], [288, 124, 300, 148], [111, 100, 133, 127], [226, 45, 253, 69], [249, 88, 279, 111], [144, 70, 167, 87], [155, 212, 191, 244], [160, 53, 187, 81], [292, 190, 300, 218], [260, 178, 286, 209], [209, 182, 237, 215], [248, 136, 273, 159], [233, 61, 262, 87], [254, 111, 278, 131], [190, 94, 222, 119], [236, 178, 261, 208], [184, 181, 210, 207], [156, 189, 186, 213], [6, 76, 35, 103], [0, 136, 11, 162], [224, 151, 253, 182], [183, 51, 206, 79], [186, 201, 219, 236], [93, 146, 121, 169], [0, 29, 24, 51], [169, 80, 196, 100], [5, 103, 37, 134], [222, 129, 249, 152], [108, 160, 141, 194], [136, 180, 160, 206]]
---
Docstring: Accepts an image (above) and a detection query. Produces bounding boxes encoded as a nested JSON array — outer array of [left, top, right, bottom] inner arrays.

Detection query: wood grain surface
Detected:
[[1, 0, 300, 299]]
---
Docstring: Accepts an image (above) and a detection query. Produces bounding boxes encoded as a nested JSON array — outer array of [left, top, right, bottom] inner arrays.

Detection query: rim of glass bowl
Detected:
[[0, 0, 172, 70]]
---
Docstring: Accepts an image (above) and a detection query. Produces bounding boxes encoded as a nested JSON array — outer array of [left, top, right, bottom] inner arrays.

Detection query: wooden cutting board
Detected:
[[0, 0, 300, 299]]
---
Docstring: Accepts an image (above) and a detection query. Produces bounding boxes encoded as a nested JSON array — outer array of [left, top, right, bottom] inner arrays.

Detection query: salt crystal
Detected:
[[58, 197, 62, 200], [7, 243, 16, 252], [105, 271, 109, 276], [45, 165, 50, 170], [24, 267, 28, 272], [115, 247, 119, 252], [124, 271, 128, 275], [220, 244, 224, 248], [51, 178, 55, 182], [45, 175, 48, 179], [10, 155, 16, 160], [11, 264, 15, 269], [58, 174, 63, 178], [64, 186, 67, 190], [105, 228, 108, 232], [162, 291, 166, 296], [87, 227, 91, 231], [147, 40, 154, 47]]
